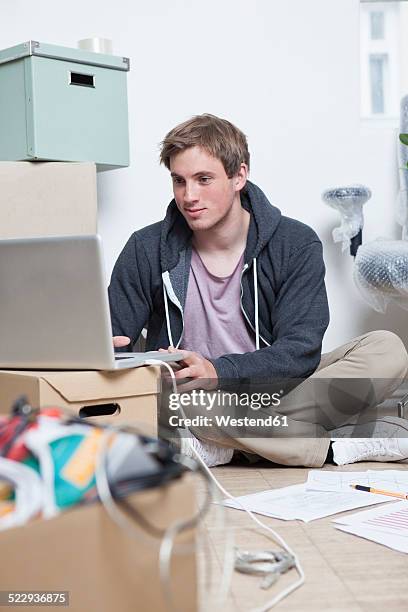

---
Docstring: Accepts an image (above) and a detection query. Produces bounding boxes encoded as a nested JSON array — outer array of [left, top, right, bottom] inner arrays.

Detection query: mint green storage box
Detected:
[[0, 41, 130, 171]]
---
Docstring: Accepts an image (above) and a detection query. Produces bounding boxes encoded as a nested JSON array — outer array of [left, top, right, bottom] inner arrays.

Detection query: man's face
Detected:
[[169, 146, 244, 232]]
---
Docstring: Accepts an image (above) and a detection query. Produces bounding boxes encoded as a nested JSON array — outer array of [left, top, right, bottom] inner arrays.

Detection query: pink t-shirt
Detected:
[[179, 249, 256, 360]]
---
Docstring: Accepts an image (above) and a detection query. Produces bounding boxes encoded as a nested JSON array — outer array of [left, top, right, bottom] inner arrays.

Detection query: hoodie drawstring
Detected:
[[253, 257, 260, 350], [162, 259, 261, 352], [162, 279, 174, 347]]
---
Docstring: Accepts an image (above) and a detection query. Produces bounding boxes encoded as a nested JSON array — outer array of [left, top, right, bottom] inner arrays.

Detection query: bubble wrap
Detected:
[[322, 185, 371, 252], [397, 94, 408, 239], [354, 239, 408, 312]]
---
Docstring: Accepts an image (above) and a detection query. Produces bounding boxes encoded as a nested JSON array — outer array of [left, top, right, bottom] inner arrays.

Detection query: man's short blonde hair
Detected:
[[160, 114, 250, 178]]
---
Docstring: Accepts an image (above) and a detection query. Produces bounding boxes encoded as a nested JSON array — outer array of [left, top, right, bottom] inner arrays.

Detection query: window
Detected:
[[370, 12, 385, 39], [360, 1, 406, 121], [369, 54, 387, 113]]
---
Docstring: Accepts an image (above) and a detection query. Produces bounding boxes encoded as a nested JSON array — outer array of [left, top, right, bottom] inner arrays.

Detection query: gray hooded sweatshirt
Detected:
[[108, 181, 329, 380]]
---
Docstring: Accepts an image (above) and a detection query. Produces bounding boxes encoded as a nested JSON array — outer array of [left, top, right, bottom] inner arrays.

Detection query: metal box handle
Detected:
[[69, 71, 95, 88]]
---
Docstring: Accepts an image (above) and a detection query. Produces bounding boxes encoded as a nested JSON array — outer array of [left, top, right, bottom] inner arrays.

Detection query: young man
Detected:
[[109, 114, 408, 467]]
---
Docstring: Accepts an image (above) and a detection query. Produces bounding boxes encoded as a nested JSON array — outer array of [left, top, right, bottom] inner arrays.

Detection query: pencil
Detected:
[[350, 484, 408, 500]]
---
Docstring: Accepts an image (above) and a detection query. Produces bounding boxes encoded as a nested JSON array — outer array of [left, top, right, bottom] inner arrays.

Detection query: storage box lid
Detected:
[[40, 369, 160, 402], [0, 40, 130, 72], [0, 368, 160, 403]]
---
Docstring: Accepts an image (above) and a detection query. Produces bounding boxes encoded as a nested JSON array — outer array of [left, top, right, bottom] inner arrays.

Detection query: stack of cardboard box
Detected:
[[0, 41, 197, 611], [0, 40, 160, 432]]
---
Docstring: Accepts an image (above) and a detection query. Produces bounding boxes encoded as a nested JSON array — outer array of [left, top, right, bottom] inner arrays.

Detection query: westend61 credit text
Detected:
[[167, 389, 288, 428]]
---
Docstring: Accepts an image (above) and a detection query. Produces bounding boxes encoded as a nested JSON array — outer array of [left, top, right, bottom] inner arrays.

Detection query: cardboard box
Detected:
[[0, 41, 130, 170], [0, 474, 197, 612], [0, 161, 97, 239], [0, 367, 161, 435]]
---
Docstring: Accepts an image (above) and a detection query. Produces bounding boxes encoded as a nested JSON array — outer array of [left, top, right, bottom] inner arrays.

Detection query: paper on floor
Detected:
[[333, 500, 408, 553], [334, 524, 408, 553], [307, 469, 408, 493], [333, 500, 408, 536], [222, 483, 392, 522]]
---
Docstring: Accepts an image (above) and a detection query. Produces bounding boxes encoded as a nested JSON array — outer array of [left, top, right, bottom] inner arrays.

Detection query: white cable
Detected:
[[253, 258, 260, 351], [144, 359, 235, 611], [95, 426, 154, 540], [144, 359, 305, 612], [94, 419, 211, 612]]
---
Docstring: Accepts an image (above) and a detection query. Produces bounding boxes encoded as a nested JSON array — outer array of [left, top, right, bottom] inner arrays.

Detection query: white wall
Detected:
[[2, 0, 406, 351]]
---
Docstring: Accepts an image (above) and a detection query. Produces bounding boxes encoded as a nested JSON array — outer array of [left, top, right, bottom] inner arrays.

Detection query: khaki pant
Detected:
[[176, 331, 408, 467]]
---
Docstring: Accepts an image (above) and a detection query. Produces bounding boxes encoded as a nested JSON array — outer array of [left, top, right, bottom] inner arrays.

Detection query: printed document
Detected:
[[333, 500, 408, 553], [307, 469, 408, 493], [222, 483, 392, 522]]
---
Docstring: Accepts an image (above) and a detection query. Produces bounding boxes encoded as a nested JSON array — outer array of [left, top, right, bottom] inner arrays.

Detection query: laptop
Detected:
[[0, 235, 183, 370]]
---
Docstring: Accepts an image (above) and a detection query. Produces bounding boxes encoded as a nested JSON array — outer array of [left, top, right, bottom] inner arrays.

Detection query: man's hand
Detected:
[[159, 347, 218, 391], [113, 336, 131, 348]]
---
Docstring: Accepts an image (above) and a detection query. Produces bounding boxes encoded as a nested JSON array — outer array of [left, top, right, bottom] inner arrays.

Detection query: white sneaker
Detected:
[[332, 438, 408, 466], [331, 416, 408, 465], [180, 434, 234, 467], [330, 416, 408, 439]]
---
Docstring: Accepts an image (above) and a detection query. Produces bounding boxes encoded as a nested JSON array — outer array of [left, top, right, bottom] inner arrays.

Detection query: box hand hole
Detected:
[[69, 72, 95, 88], [79, 403, 121, 418]]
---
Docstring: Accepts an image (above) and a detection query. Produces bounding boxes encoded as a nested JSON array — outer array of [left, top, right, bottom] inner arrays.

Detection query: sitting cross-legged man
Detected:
[[109, 114, 408, 467]]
